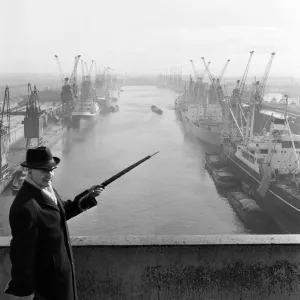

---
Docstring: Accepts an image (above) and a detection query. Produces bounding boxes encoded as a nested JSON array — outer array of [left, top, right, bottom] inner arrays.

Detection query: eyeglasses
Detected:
[[40, 167, 57, 172]]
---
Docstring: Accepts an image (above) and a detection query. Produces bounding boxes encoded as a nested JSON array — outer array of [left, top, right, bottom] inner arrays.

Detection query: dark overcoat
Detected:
[[5, 180, 97, 300]]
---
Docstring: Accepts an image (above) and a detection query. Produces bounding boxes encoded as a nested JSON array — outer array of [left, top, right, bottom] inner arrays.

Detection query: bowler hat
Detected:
[[20, 146, 60, 170]]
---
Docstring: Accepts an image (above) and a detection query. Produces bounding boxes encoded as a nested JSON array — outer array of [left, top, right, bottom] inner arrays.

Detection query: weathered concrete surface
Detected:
[[1, 235, 300, 300]]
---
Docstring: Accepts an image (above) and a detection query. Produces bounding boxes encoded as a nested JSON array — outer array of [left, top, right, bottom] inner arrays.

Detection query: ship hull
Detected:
[[71, 109, 101, 118], [174, 97, 185, 121], [181, 110, 221, 146], [224, 150, 300, 233], [175, 109, 183, 121]]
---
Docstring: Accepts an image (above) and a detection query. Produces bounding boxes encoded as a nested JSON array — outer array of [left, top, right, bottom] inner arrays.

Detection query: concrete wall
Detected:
[[1, 235, 300, 300], [9, 126, 24, 145]]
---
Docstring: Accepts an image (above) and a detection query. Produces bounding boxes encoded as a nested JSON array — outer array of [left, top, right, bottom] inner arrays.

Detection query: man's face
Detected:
[[30, 168, 56, 188]]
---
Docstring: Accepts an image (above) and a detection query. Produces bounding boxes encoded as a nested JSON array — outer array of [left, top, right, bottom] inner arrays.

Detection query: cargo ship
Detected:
[[71, 76, 101, 120], [221, 101, 300, 233], [71, 96, 101, 119], [180, 77, 225, 146]]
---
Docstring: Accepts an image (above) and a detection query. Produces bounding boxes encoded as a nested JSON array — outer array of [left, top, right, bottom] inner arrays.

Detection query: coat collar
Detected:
[[22, 181, 64, 215]]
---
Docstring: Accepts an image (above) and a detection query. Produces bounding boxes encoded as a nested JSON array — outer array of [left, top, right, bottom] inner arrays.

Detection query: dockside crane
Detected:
[[202, 62, 211, 81], [95, 64, 103, 89], [215, 59, 230, 101], [253, 52, 276, 109], [190, 60, 199, 81], [201, 57, 224, 107], [94, 62, 98, 80], [190, 60, 211, 81], [54, 55, 80, 123], [84, 62, 89, 78], [0, 86, 11, 179], [246, 52, 276, 141], [81, 59, 85, 82], [81, 61, 95, 98], [225, 52, 254, 141], [88, 61, 95, 81], [69, 55, 81, 97], [54, 55, 65, 86], [236, 51, 254, 100], [218, 59, 230, 83], [23, 84, 44, 150]]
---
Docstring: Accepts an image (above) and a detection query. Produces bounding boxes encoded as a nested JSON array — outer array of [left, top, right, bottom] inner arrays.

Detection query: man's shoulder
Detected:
[[11, 183, 39, 214]]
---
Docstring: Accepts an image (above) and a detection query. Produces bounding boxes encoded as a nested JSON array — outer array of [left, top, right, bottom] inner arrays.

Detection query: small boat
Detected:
[[109, 105, 119, 112], [151, 105, 163, 115], [228, 191, 273, 229], [211, 168, 237, 188], [12, 167, 28, 195], [205, 152, 237, 187], [205, 152, 226, 172]]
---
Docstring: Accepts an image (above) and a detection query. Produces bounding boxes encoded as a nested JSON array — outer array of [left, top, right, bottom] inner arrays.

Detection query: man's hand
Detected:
[[74, 185, 104, 212], [88, 185, 104, 198]]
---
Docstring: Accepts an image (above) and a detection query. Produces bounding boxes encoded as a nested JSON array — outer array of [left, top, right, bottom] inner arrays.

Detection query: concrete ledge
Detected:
[[1, 235, 300, 300], [1, 235, 300, 247]]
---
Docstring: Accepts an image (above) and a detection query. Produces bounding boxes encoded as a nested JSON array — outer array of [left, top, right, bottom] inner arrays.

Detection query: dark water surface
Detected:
[[1, 86, 272, 236]]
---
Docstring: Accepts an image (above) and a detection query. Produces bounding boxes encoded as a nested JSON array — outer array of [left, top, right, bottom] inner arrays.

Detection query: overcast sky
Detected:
[[1, 0, 300, 77]]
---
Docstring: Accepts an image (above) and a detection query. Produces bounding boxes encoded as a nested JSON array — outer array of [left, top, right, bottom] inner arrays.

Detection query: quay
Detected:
[[0, 101, 63, 194], [0, 235, 300, 299]]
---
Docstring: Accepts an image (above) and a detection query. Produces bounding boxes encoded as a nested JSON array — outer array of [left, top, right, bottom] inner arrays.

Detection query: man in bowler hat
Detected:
[[4, 146, 104, 300]]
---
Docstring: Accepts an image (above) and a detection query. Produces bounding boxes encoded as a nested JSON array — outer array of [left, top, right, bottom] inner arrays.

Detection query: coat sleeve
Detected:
[[62, 189, 98, 221], [6, 203, 37, 297]]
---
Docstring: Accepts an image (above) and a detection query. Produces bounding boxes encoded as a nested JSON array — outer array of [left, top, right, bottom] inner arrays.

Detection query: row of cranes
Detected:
[[0, 57, 118, 180], [190, 51, 275, 111], [54, 55, 115, 101], [182, 51, 275, 144], [54, 55, 116, 122], [189, 51, 276, 142]]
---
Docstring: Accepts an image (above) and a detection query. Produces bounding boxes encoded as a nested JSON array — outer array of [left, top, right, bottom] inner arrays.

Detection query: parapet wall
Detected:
[[1, 235, 300, 300]]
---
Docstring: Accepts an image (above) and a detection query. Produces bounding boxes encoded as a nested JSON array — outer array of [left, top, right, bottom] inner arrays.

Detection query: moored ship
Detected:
[[179, 57, 229, 146], [72, 75, 101, 119], [220, 51, 300, 232], [222, 115, 300, 233], [71, 95, 101, 119]]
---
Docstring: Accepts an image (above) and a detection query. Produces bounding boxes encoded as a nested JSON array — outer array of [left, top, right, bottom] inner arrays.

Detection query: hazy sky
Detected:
[[1, 0, 300, 77]]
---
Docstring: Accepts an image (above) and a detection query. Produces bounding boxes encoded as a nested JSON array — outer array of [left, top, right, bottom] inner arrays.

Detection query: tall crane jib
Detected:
[[253, 52, 276, 108], [69, 55, 81, 98], [189, 60, 206, 101], [201, 57, 229, 107], [23, 84, 45, 149], [0, 86, 11, 179], [215, 59, 230, 102], [231, 51, 254, 107], [81, 60, 94, 99], [226, 51, 254, 139], [54, 54, 80, 123], [95, 66, 103, 89]]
